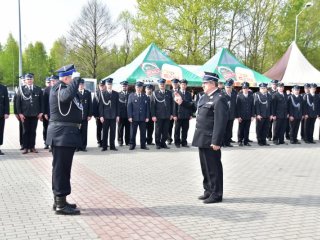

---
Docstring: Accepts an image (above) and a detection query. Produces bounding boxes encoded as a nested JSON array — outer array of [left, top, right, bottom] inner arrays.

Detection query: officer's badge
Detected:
[[134, 99, 138, 102]]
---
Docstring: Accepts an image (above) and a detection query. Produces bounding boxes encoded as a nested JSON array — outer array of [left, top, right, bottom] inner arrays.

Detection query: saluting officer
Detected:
[[150, 78, 173, 149], [145, 84, 155, 145], [303, 83, 319, 144], [176, 72, 228, 203], [0, 82, 9, 155], [267, 80, 278, 141], [271, 82, 288, 145], [168, 79, 180, 145], [300, 83, 310, 141], [117, 81, 130, 146], [127, 81, 150, 150], [93, 80, 105, 147], [236, 82, 254, 146], [254, 83, 273, 146], [222, 79, 237, 147], [173, 79, 193, 148], [16, 73, 43, 154], [76, 79, 92, 151], [288, 85, 304, 144], [46, 64, 82, 215], [99, 78, 119, 151]]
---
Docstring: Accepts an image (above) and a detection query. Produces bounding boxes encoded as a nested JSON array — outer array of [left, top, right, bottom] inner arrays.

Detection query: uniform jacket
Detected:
[[127, 92, 150, 122], [16, 85, 43, 117], [254, 92, 272, 118], [272, 92, 288, 119], [92, 90, 101, 118], [288, 94, 303, 119], [303, 93, 320, 118], [150, 89, 173, 119], [118, 91, 130, 118], [0, 84, 10, 117], [46, 78, 82, 147], [173, 90, 193, 119], [99, 90, 119, 119], [192, 89, 228, 148], [42, 86, 51, 116], [77, 89, 92, 120], [222, 89, 237, 120], [235, 92, 254, 120]]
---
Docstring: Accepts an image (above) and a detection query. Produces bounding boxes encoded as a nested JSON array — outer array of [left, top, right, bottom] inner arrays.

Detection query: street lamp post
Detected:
[[18, 0, 23, 78], [295, 2, 313, 42]]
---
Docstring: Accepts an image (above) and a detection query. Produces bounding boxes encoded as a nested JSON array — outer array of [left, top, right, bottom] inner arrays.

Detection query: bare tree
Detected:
[[118, 11, 133, 65], [68, 0, 117, 78]]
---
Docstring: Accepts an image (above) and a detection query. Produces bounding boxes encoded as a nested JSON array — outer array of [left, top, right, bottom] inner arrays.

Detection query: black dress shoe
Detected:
[[75, 148, 79, 152], [258, 143, 264, 146], [53, 197, 77, 211], [181, 145, 189, 148], [198, 192, 211, 200], [101, 147, 108, 151], [238, 142, 243, 146], [20, 146, 24, 150], [203, 195, 223, 204], [175, 144, 180, 148], [55, 197, 80, 215], [248, 139, 253, 143], [310, 141, 316, 144], [162, 145, 170, 149], [44, 145, 49, 149], [264, 143, 270, 146], [273, 141, 280, 145], [0, 150, 4, 155], [244, 143, 251, 146], [141, 146, 149, 150], [225, 144, 233, 147], [81, 148, 87, 152], [230, 139, 236, 143], [129, 145, 135, 150], [156, 145, 161, 149], [110, 147, 118, 151], [295, 141, 301, 144], [147, 143, 155, 145]]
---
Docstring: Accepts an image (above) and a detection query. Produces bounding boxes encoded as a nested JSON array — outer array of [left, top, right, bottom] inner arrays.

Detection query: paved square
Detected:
[[0, 116, 319, 239]]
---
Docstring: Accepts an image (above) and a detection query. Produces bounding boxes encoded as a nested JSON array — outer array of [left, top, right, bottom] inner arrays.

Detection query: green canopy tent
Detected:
[[197, 48, 271, 87], [104, 43, 203, 86]]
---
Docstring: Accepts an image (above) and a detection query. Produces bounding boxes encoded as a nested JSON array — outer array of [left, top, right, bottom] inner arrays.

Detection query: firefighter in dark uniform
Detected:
[[175, 72, 228, 203], [300, 83, 310, 141], [46, 64, 82, 215], [254, 83, 273, 146], [222, 79, 237, 147], [93, 80, 105, 147], [16, 73, 43, 154], [117, 81, 130, 146], [76, 79, 92, 151], [0, 83, 10, 155], [267, 80, 278, 141], [145, 84, 155, 145], [288, 85, 303, 144], [271, 82, 288, 145], [173, 79, 193, 148], [235, 82, 254, 146], [303, 83, 319, 144], [99, 78, 119, 151], [42, 77, 51, 149], [167, 79, 180, 145], [14, 77, 24, 150], [127, 81, 150, 150], [285, 89, 292, 140], [150, 78, 173, 149]]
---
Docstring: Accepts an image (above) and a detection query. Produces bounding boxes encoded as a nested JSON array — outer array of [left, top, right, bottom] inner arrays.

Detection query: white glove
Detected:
[[72, 71, 80, 79]]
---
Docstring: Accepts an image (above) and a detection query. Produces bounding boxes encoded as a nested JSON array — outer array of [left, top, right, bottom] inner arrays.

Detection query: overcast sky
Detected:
[[0, 0, 137, 51]]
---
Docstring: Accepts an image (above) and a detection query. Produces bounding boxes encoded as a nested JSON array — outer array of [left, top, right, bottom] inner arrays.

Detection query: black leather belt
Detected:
[[49, 121, 81, 129]]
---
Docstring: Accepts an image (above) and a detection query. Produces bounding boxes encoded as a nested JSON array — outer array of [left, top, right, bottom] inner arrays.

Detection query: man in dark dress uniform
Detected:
[[127, 81, 150, 150], [300, 83, 310, 141], [76, 79, 92, 151], [167, 79, 180, 145], [271, 82, 288, 145], [99, 78, 119, 151], [222, 79, 237, 147], [0, 83, 9, 155], [13, 76, 25, 150], [267, 80, 278, 141], [145, 84, 155, 145], [236, 82, 254, 146], [254, 83, 273, 146], [288, 85, 303, 144], [175, 72, 228, 203], [285, 89, 292, 140], [46, 64, 82, 215], [173, 79, 193, 148], [303, 83, 319, 144], [16, 73, 43, 154], [150, 78, 173, 149], [93, 80, 105, 147], [117, 81, 130, 146]]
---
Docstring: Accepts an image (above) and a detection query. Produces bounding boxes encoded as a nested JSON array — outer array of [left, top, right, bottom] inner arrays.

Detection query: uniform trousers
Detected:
[[155, 119, 170, 147], [96, 118, 103, 144], [289, 119, 301, 142], [79, 120, 88, 149], [102, 119, 116, 148], [174, 119, 189, 146], [238, 119, 251, 144], [224, 119, 234, 145], [167, 119, 174, 142], [300, 118, 305, 140], [22, 116, 38, 149], [304, 117, 316, 142], [198, 148, 223, 197], [256, 118, 270, 144], [43, 117, 49, 143], [268, 119, 274, 139], [130, 121, 146, 147], [273, 118, 286, 143], [117, 118, 130, 145], [52, 146, 76, 197], [0, 117, 5, 145], [146, 120, 154, 144]]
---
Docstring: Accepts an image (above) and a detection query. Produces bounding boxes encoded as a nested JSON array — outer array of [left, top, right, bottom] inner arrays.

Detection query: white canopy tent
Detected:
[[264, 41, 320, 86]]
